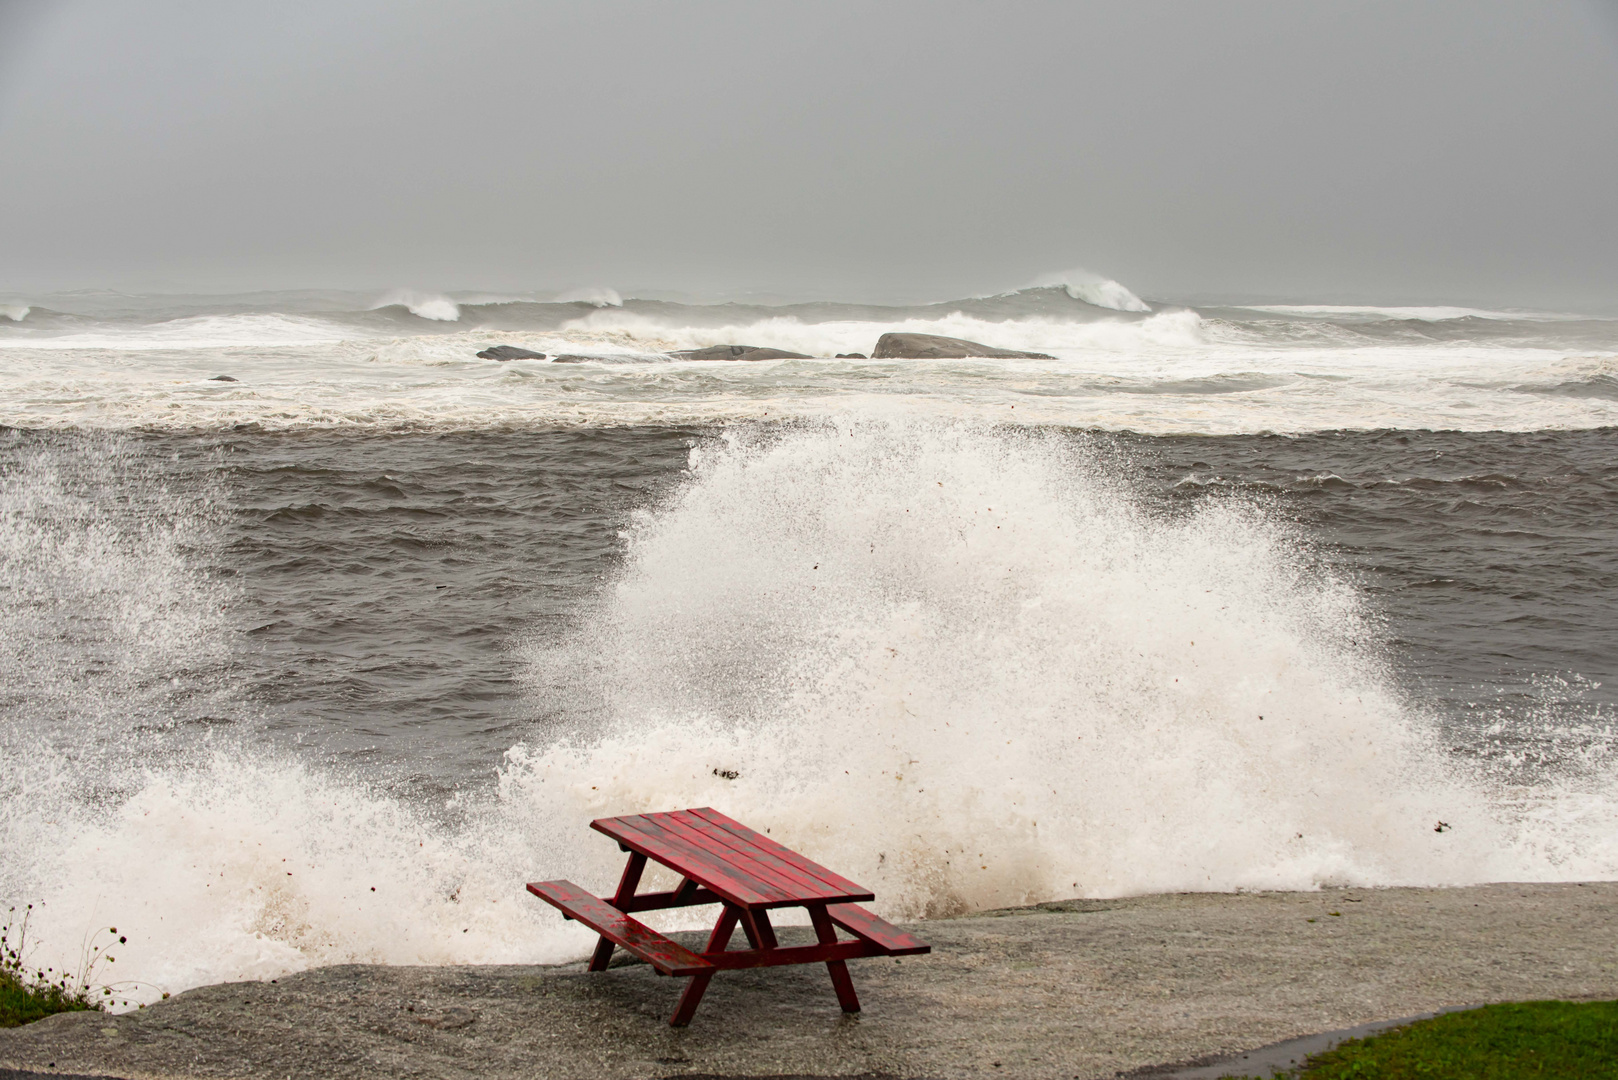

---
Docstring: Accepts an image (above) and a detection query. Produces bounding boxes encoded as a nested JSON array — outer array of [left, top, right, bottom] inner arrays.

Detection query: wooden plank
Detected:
[[668, 808, 842, 899], [685, 807, 873, 900], [599, 815, 779, 906], [594, 815, 781, 907], [526, 880, 714, 977], [630, 812, 835, 909], [617, 886, 723, 912], [653, 811, 823, 903], [699, 939, 870, 970], [826, 903, 931, 956], [615, 814, 786, 906]]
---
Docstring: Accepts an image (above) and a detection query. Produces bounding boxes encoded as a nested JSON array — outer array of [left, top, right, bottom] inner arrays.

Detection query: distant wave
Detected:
[[1, 304, 28, 322], [1029, 268, 1151, 312], [551, 286, 623, 308], [373, 290, 460, 322]]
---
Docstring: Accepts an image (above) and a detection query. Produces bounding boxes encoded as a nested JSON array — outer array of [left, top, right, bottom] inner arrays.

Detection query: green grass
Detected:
[[0, 966, 100, 1028], [1247, 1000, 1618, 1079], [0, 906, 110, 1028]]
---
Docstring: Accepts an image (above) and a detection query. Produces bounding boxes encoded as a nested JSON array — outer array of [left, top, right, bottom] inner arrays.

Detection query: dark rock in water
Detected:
[[476, 345, 547, 361], [550, 354, 591, 364], [836, 353, 867, 359], [209, 374, 239, 382], [670, 345, 813, 361], [871, 333, 1054, 360]]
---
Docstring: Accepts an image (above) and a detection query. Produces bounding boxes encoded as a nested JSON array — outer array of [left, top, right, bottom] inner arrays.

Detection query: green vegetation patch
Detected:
[[1262, 1000, 1618, 1079], [0, 964, 100, 1028], [1, 906, 115, 1028]]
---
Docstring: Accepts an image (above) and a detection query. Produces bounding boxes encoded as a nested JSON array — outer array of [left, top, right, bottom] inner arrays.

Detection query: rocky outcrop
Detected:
[[871, 333, 1054, 360], [0, 884, 1611, 1080], [670, 345, 813, 361], [476, 345, 547, 361], [835, 352, 867, 359], [208, 374, 239, 382]]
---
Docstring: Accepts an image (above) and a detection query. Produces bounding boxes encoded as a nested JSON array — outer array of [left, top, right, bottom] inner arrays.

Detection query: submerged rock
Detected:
[[476, 345, 547, 361], [208, 374, 239, 382], [670, 345, 813, 361], [836, 353, 867, 359], [871, 333, 1054, 360]]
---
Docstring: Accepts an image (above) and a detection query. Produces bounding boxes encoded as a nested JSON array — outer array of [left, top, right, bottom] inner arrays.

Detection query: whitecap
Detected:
[[1030, 268, 1152, 312], [374, 290, 461, 322]]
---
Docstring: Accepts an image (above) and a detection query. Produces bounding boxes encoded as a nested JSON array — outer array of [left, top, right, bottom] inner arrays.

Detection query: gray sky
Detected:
[[3, 0, 1617, 306]]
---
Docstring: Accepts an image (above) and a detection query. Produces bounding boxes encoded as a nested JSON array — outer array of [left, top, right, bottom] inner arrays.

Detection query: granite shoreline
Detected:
[[2, 882, 1614, 1080]]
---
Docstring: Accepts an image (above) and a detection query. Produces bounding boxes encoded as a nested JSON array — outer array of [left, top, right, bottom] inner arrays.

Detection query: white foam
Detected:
[[4, 422, 1612, 1007], [556, 308, 1203, 356], [1030, 268, 1152, 312], [0, 313, 353, 351], [0, 308, 1613, 432], [1241, 304, 1592, 322], [375, 290, 461, 322], [1, 304, 28, 322]]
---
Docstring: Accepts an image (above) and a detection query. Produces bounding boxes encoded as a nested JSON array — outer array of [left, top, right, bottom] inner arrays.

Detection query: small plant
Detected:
[[1, 904, 131, 1027]]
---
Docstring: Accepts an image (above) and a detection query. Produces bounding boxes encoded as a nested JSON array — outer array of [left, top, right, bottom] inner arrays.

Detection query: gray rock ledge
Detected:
[[670, 345, 813, 361], [1, 882, 1613, 1080], [871, 333, 1054, 360], [476, 345, 547, 361]]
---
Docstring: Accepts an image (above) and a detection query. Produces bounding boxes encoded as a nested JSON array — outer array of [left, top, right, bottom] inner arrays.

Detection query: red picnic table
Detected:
[[527, 806, 930, 1026]]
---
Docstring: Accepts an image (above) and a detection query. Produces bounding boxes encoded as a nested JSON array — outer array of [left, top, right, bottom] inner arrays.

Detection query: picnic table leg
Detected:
[[590, 851, 647, 972], [808, 904, 860, 1014], [670, 903, 740, 1027], [738, 907, 778, 951]]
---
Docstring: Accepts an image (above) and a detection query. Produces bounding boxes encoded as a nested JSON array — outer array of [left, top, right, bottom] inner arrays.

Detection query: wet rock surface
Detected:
[[476, 345, 547, 361], [870, 333, 1055, 360], [670, 346, 814, 361], [2, 883, 1614, 1080]]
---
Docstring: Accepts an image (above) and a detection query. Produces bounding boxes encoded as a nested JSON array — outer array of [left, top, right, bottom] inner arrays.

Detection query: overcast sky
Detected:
[[2, 0, 1616, 306]]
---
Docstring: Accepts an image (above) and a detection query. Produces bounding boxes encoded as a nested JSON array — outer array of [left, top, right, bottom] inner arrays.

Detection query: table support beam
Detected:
[[671, 904, 739, 1026], [591, 851, 647, 971], [809, 903, 860, 1013]]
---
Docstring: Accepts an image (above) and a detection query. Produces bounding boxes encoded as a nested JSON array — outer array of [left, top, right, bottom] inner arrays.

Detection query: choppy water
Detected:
[[1, 283, 1614, 1004]]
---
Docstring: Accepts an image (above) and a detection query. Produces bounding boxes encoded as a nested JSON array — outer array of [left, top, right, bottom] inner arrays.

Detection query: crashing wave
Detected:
[[1, 304, 29, 322], [374, 290, 461, 322], [1031, 269, 1151, 313]]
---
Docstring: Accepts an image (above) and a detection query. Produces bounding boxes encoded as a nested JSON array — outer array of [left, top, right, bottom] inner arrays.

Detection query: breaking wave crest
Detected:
[[1030, 268, 1151, 312], [374, 290, 461, 322], [2, 421, 1613, 1006]]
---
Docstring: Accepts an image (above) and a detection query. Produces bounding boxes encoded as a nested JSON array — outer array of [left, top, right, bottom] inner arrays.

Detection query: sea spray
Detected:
[[511, 419, 1509, 916], [2, 420, 1614, 1007]]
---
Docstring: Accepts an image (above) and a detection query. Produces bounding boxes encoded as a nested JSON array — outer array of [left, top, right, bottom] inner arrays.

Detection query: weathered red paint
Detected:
[[526, 807, 931, 1026]]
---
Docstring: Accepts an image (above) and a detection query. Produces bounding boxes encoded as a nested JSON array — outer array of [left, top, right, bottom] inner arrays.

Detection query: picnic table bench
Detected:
[[527, 806, 930, 1025]]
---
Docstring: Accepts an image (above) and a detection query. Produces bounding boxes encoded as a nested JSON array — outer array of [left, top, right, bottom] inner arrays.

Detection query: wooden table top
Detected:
[[592, 807, 875, 910]]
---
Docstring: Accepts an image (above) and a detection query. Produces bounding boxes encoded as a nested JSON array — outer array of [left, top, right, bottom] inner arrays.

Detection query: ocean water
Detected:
[[0, 282, 1614, 1004]]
